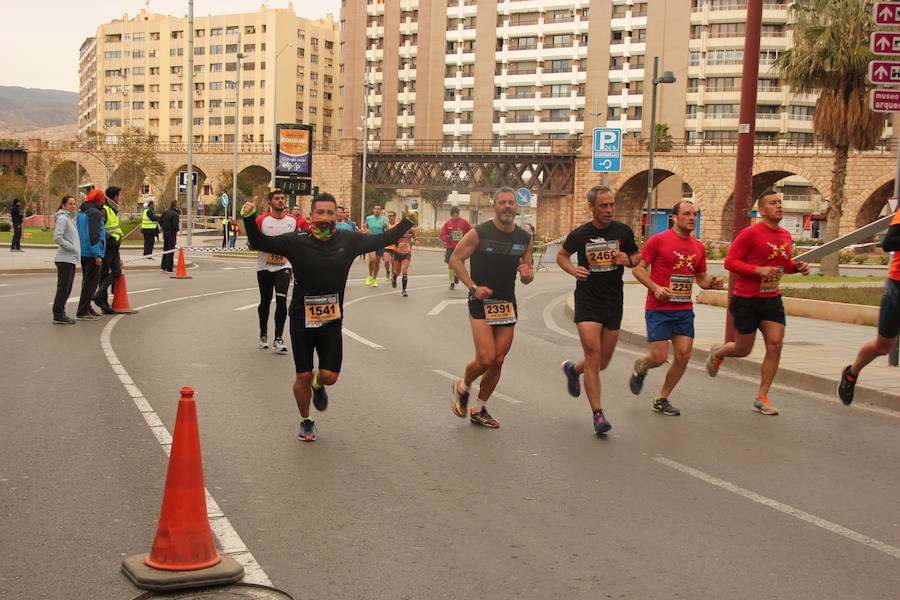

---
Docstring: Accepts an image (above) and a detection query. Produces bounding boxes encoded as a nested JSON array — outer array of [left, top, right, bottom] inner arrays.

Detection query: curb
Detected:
[[0, 261, 195, 275], [563, 295, 900, 412]]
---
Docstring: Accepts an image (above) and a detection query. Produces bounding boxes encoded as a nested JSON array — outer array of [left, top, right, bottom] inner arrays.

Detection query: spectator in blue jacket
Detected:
[[75, 189, 106, 320]]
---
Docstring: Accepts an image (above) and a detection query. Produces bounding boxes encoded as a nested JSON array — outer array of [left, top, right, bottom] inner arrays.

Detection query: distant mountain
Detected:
[[0, 122, 78, 141], [0, 86, 78, 130]]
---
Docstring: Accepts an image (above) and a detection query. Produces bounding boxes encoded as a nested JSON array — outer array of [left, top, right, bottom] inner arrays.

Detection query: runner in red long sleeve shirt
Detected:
[[439, 206, 472, 289], [705, 191, 810, 415]]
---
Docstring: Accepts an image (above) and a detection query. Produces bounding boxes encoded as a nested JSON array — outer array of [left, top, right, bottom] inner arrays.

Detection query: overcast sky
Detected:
[[4, 0, 342, 93]]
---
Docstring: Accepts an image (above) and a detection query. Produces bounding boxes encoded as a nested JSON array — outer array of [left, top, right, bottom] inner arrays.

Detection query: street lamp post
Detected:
[[644, 56, 676, 240], [270, 42, 294, 188], [186, 0, 194, 245], [360, 75, 372, 225], [230, 48, 245, 223]]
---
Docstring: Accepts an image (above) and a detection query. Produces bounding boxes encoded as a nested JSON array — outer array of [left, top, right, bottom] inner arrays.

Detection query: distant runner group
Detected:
[[237, 183, 898, 441]]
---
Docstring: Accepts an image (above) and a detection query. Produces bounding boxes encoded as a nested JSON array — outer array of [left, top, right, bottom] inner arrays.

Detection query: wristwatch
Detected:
[[468, 286, 477, 299]]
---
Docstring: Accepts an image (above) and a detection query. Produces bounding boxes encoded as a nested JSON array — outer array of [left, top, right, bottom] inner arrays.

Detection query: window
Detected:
[[149, 84, 160, 92], [105, 101, 121, 110], [210, 99, 221, 108], [150, 32, 160, 40], [310, 89, 318, 98], [311, 54, 319, 64], [550, 59, 570, 73], [169, 48, 184, 56], [609, 56, 625, 69], [171, 83, 183, 92], [193, 118, 204, 126], [195, 29, 205, 37], [104, 119, 121, 128], [710, 23, 745, 38], [226, 26, 239, 36], [209, 81, 223, 90], [209, 116, 222, 125], [170, 118, 183, 126], [242, 98, 255, 107], [169, 100, 183, 109], [611, 30, 624, 42], [194, 46, 205, 55], [296, 84, 305, 93], [170, 66, 183, 75], [309, 106, 317, 115], [550, 84, 570, 97], [243, 80, 255, 89], [608, 81, 625, 94], [243, 62, 255, 71], [226, 44, 239, 53], [211, 27, 222, 36], [789, 105, 814, 120], [171, 30, 184, 39], [210, 63, 223, 72], [132, 101, 144, 110], [547, 108, 569, 122], [210, 45, 223, 54], [104, 51, 121, 59], [707, 49, 744, 65], [242, 116, 254, 124], [134, 33, 144, 41], [759, 50, 781, 64], [194, 82, 205, 91], [132, 66, 144, 76], [244, 43, 255, 53], [149, 101, 159, 109], [245, 25, 255, 34]]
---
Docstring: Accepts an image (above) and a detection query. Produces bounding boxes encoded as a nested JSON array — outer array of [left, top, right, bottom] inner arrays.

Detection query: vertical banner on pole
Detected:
[[275, 124, 313, 178]]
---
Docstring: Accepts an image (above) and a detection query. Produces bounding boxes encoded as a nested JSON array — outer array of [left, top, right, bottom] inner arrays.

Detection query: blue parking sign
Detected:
[[593, 128, 622, 172]]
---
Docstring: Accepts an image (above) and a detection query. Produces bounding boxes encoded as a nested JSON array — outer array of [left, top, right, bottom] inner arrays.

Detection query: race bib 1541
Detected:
[[304, 294, 341, 328]]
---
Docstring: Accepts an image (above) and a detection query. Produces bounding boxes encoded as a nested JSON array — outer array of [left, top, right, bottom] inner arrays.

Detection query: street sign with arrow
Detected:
[[867, 60, 900, 84], [871, 32, 900, 55], [874, 2, 900, 25]]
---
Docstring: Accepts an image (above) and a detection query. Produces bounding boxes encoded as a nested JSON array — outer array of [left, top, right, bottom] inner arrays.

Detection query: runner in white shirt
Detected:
[[255, 189, 299, 353]]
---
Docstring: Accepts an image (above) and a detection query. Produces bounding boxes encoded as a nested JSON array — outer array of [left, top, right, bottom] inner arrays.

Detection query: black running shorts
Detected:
[[573, 291, 623, 331], [468, 298, 517, 328], [729, 295, 786, 335], [878, 278, 900, 339], [289, 319, 343, 373], [444, 247, 455, 264]]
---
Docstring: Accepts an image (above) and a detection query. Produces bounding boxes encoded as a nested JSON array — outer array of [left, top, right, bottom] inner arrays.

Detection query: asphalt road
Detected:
[[1, 250, 899, 599]]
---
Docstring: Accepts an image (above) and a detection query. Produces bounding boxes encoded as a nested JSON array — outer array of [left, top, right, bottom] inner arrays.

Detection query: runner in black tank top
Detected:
[[448, 187, 534, 428]]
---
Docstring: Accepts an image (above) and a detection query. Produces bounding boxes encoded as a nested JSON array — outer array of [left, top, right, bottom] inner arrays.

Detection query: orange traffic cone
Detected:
[[121, 388, 243, 591], [171, 248, 192, 279], [111, 273, 138, 314]]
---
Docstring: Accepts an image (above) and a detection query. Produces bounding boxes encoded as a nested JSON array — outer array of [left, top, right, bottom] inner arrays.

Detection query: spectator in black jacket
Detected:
[[10, 198, 24, 251], [160, 201, 181, 272]]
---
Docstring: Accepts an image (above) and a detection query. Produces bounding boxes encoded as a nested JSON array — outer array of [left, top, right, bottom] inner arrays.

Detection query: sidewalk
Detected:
[[567, 284, 900, 410], [0, 233, 204, 274]]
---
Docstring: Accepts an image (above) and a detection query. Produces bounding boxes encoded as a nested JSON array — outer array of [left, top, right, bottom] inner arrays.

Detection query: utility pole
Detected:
[[360, 75, 370, 225], [725, 0, 763, 342]]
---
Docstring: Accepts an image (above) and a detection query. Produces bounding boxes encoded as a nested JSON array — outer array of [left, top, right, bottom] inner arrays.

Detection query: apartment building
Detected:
[[79, 4, 339, 144]]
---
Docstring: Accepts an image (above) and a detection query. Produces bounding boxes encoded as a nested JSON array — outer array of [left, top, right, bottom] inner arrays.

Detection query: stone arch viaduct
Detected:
[[23, 138, 898, 240]]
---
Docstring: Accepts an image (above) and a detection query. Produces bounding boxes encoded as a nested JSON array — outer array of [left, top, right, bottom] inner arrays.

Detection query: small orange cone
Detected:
[[171, 248, 192, 279], [121, 388, 243, 591], [111, 273, 138, 314]]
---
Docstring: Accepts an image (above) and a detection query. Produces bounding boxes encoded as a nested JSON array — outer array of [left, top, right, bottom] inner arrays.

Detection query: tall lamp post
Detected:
[[229, 48, 246, 223], [359, 75, 372, 225], [270, 42, 294, 188], [644, 56, 676, 240]]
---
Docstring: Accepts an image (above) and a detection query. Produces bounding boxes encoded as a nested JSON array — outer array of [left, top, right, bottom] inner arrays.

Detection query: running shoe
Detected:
[[837, 365, 857, 406], [449, 282, 455, 290], [753, 396, 779, 415], [593, 409, 612, 435], [629, 358, 647, 395], [470, 407, 499, 428], [391, 275, 397, 289], [273, 337, 288, 354], [451, 381, 469, 417], [100, 306, 117, 315], [298, 420, 317, 442], [313, 383, 329, 412], [89, 308, 103, 318], [258, 334, 269, 349], [76, 313, 99, 321], [365, 276, 373, 286], [372, 279, 378, 287], [652, 397, 680, 416], [53, 316, 76, 325], [385, 272, 391, 282], [401, 290, 408, 297], [706, 344, 724, 377], [561, 360, 581, 397]]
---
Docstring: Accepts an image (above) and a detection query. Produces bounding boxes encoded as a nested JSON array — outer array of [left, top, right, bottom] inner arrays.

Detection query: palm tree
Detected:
[[773, 0, 886, 275]]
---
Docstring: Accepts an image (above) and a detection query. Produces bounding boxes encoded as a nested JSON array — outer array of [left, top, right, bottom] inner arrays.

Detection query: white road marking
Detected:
[[0, 292, 32, 299], [0, 283, 9, 286], [99, 286, 271, 586], [342, 328, 385, 350], [431, 369, 523, 404], [427, 298, 468, 316], [542, 293, 580, 340], [57, 287, 163, 305], [234, 301, 262, 311], [654, 456, 900, 560]]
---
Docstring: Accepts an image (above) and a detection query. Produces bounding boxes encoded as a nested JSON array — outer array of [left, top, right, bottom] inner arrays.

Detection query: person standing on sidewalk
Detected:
[[440, 206, 472, 290], [93, 187, 124, 313], [837, 207, 900, 404], [557, 185, 640, 435], [52, 196, 80, 324], [10, 198, 24, 251], [159, 200, 180, 273], [705, 191, 810, 415], [629, 201, 723, 415], [141, 199, 160, 257], [76, 189, 107, 321]]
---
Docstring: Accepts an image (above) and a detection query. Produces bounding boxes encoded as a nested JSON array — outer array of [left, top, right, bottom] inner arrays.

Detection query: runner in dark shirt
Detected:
[[449, 187, 534, 429], [557, 185, 640, 436], [241, 192, 416, 442]]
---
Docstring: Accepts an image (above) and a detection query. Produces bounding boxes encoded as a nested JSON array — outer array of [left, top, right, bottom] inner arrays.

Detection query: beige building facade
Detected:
[[79, 4, 339, 145]]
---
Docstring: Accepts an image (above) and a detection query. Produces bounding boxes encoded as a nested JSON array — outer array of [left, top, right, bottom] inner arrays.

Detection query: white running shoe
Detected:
[[258, 334, 269, 349], [273, 337, 288, 354]]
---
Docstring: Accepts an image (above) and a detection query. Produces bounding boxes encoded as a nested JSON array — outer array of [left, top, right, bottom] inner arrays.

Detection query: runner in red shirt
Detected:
[[705, 191, 810, 415], [440, 206, 472, 290], [837, 207, 900, 404], [291, 205, 310, 230], [630, 201, 723, 415]]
